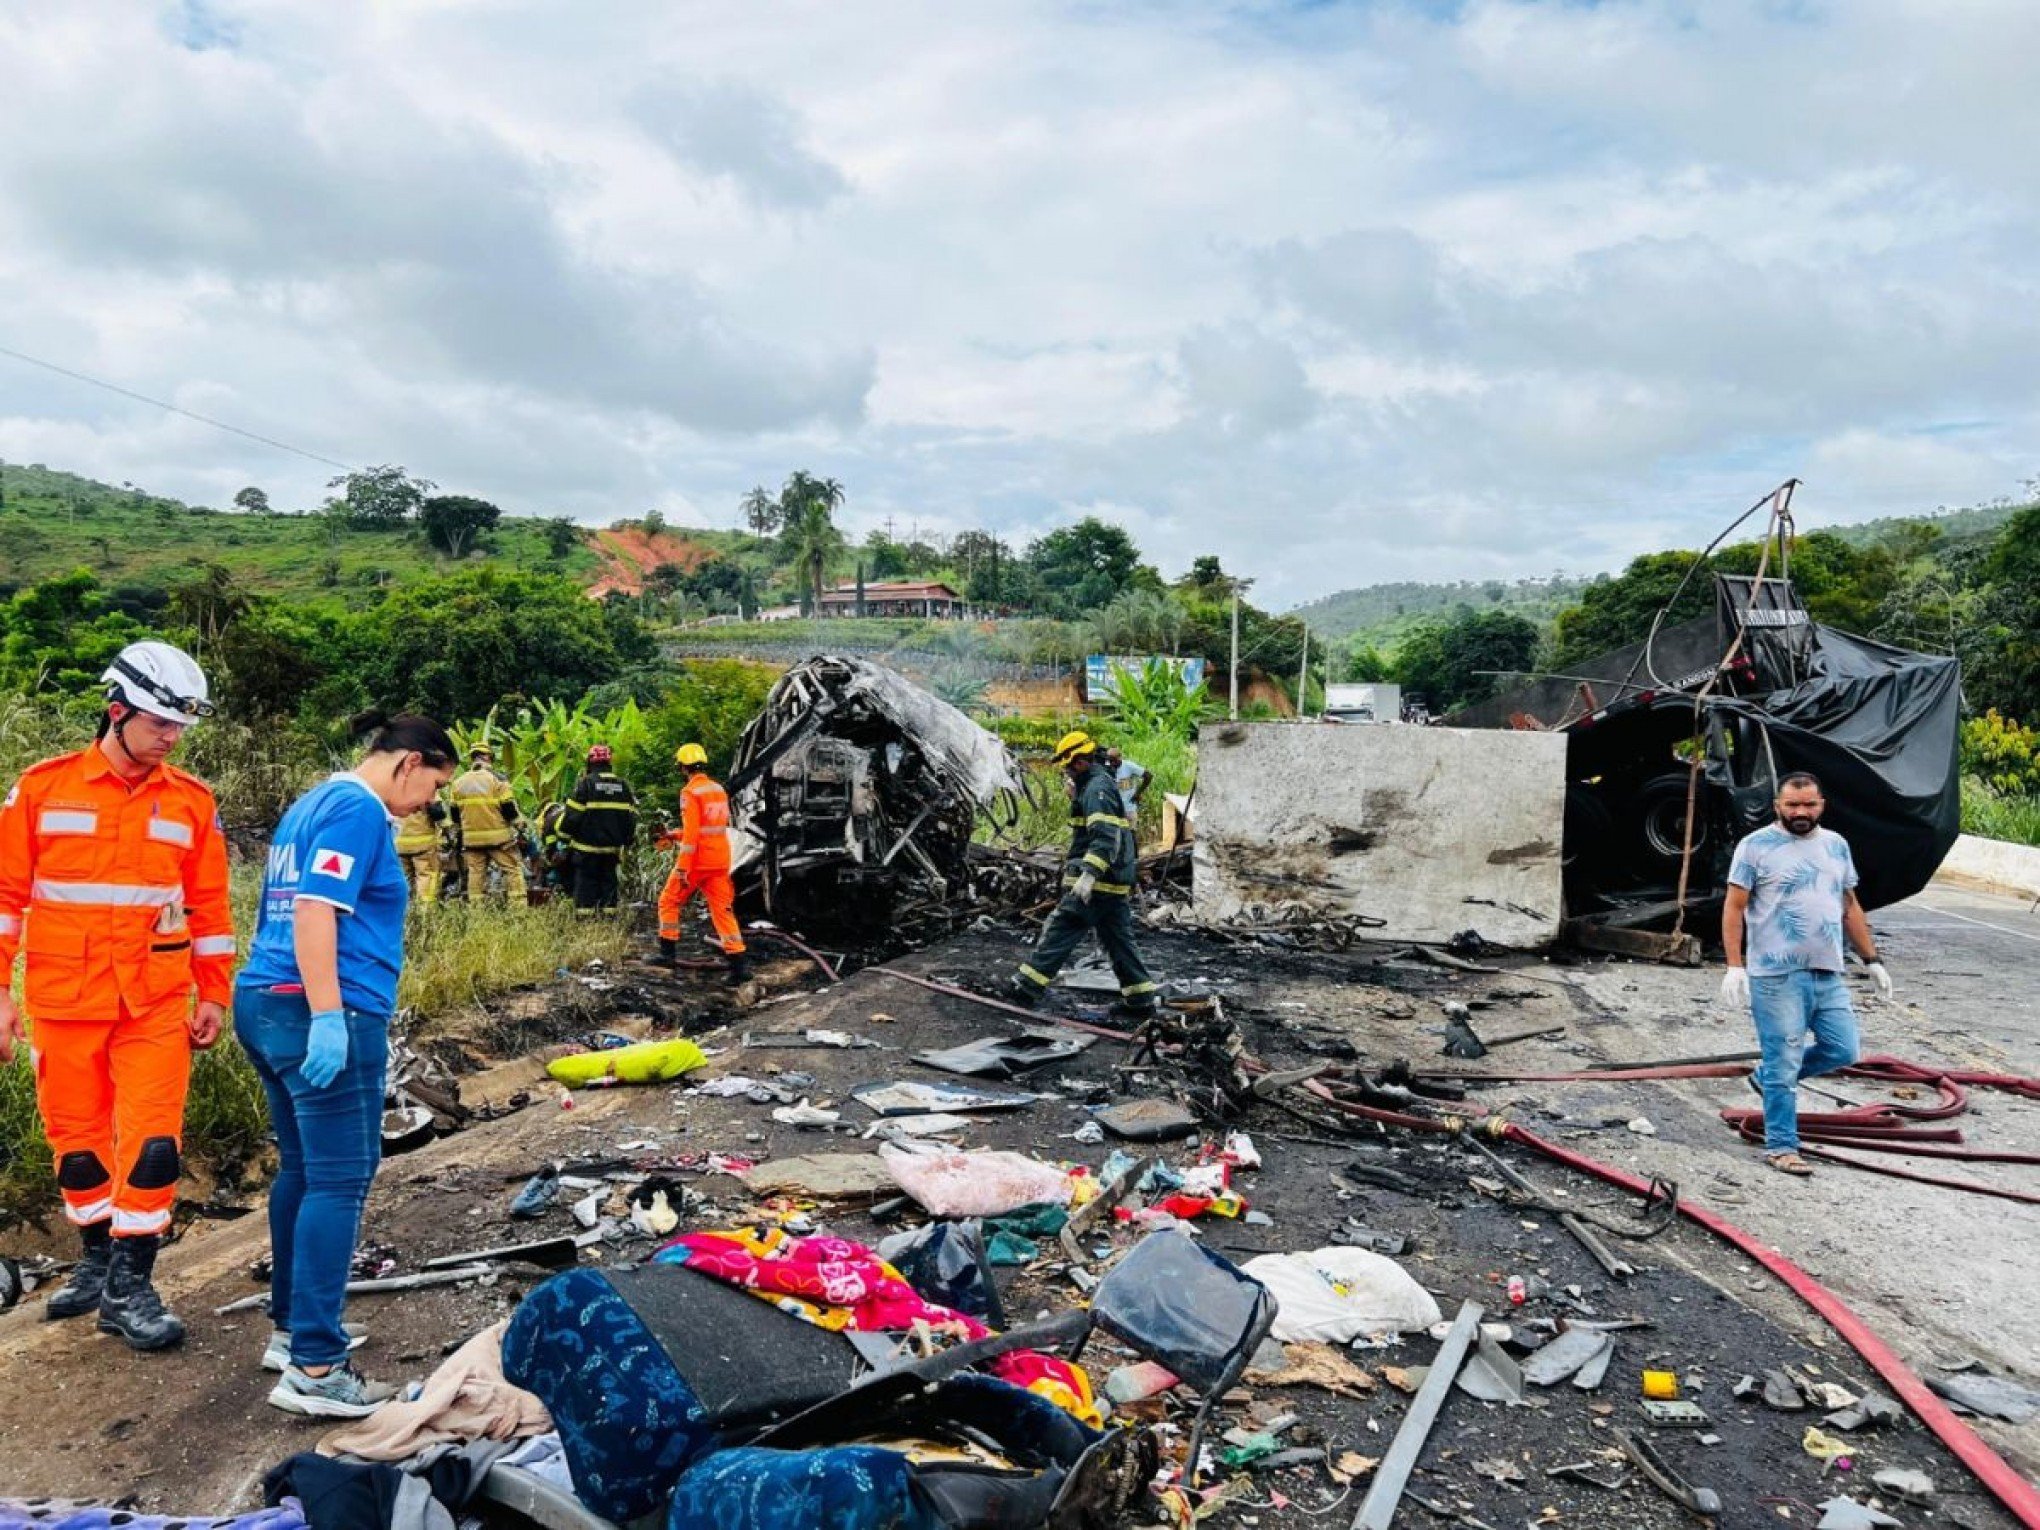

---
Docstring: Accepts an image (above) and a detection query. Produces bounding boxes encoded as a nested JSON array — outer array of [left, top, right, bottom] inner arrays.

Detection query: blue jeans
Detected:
[[1749, 970, 1860, 1154], [233, 983, 389, 1368]]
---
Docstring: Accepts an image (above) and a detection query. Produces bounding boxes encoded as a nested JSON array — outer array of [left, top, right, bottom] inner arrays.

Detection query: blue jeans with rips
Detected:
[[1749, 970, 1860, 1155], [232, 982, 389, 1368]]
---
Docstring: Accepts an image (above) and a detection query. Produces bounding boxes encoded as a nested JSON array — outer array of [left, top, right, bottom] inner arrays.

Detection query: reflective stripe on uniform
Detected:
[[145, 818, 194, 847], [567, 841, 622, 854], [193, 935, 236, 957], [1017, 964, 1053, 988], [1121, 981, 1158, 996], [31, 880, 182, 907], [64, 1196, 113, 1226], [1083, 812, 1131, 829], [112, 1207, 171, 1235], [1063, 876, 1131, 895], [1082, 853, 1109, 873], [573, 800, 637, 812], [0, 914, 19, 936], [696, 825, 728, 835], [38, 809, 98, 835]]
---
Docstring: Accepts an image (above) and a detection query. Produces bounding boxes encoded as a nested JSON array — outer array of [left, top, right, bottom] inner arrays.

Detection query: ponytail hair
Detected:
[[349, 709, 458, 769]]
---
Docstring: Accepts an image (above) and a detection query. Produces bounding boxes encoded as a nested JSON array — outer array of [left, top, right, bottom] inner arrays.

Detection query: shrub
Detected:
[[1960, 709, 2040, 797]]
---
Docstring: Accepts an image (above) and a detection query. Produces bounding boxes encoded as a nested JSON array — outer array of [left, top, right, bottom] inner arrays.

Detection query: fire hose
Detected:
[[1292, 1078, 2040, 1528]]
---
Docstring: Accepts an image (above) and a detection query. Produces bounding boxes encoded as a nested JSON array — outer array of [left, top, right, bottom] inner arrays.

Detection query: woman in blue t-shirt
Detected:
[[234, 711, 458, 1417]]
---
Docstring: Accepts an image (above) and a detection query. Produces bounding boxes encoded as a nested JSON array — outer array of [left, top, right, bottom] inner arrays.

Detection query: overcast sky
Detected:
[[2, 1, 2035, 606]]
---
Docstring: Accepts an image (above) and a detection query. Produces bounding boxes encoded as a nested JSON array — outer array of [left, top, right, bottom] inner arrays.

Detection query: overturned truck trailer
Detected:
[[1452, 575, 1963, 932], [723, 656, 1033, 930]]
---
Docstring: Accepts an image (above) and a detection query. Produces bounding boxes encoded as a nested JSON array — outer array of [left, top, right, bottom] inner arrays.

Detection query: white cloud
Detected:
[[0, 0, 2035, 603]]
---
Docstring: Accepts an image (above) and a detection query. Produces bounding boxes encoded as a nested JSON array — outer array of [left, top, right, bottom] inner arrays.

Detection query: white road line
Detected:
[[1897, 902, 2040, 945]]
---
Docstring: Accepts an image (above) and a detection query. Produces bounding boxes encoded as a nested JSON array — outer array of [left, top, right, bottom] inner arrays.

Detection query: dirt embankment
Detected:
[[584, 527, 719, 599]]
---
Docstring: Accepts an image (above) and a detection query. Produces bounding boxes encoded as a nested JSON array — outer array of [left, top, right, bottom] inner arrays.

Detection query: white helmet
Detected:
[[102, 641, 214, 725]]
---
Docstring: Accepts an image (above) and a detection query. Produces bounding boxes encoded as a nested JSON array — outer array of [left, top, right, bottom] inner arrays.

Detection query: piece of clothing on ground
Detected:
[[0, 1503, 306, 1530], [265, 1441, 514, 1530], [31, 1000, 189, 1235], [234, 983, 389, 1370], [1750, 969, 1862, 1154], [319, 1320, 550, 1462], [653, 1227, 1098, 1425]]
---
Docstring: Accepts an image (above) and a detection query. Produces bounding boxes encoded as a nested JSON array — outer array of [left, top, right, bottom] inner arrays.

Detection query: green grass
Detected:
[[1, 868, 632, 1224], [1961, 778, 2040, 847], [0, 470, 597, 611]]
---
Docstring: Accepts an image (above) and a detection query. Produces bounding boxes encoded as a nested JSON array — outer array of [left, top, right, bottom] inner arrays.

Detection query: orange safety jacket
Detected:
[[0, 747, 236, 1024], [669, 774, 733, 874]]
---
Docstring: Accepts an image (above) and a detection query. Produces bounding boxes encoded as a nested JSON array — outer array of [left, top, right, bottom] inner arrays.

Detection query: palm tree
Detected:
[[779, 473, 848, 615], [739, 485, 780, 536]]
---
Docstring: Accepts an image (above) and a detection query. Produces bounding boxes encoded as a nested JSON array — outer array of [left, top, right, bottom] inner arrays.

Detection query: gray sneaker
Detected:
[[268, 1362, 398, 1418], [262, 1324, 368, 1373]]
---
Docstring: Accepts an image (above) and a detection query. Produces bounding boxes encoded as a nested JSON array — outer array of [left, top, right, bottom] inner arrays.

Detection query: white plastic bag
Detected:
[[878, 1144, 1073, 1216], [1242, 1247, 1442, 1343]]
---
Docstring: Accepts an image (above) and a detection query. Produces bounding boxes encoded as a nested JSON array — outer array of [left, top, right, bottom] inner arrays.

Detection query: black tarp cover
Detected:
[[1706, 625, 1962, 911]]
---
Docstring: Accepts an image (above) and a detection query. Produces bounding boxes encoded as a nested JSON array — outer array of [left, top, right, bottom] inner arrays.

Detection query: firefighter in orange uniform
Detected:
[[0, 641, 236, 1350], [655, 744, 748, 982]]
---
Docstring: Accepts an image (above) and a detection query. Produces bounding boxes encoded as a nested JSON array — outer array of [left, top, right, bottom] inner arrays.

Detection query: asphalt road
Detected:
[[1543, 877, 2040, 1480]]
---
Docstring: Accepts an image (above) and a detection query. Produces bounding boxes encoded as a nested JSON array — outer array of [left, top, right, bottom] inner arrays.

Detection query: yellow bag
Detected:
[[546, 1038, 707, 1086]]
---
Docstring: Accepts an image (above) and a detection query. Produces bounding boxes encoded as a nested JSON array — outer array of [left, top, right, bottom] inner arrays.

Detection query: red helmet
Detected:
[[587, 744, 613, 765]]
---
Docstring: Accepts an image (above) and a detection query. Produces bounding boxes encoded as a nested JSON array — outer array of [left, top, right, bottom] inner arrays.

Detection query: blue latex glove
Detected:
[[301, 1009, 350, 1088]]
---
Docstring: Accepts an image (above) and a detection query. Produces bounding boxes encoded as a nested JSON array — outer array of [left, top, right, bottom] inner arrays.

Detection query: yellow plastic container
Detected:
[[1641, 1370, 1680, 1399]]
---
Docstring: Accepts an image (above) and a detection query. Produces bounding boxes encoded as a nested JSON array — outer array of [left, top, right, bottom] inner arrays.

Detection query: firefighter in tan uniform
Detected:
[[393, 795, 447, 904], [449, 746, 527, 904], [0, 641, 236, 1350]]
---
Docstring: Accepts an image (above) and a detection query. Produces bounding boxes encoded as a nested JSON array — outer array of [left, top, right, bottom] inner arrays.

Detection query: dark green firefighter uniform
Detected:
[[558, 757, 638, 913], [1011, 759, 1157, 1014]]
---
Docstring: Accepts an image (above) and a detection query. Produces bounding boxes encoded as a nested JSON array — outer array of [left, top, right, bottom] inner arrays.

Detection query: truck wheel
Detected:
[[1637, 771, 1706, 863]]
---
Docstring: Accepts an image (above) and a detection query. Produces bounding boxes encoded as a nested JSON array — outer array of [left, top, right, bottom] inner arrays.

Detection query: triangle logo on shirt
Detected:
[[311, 848, 355, 880]]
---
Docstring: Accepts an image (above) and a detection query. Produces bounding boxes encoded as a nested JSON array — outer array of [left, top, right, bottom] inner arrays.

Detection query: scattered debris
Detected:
[[1243, 1343, 1379, 1399], [1095, 1098, 1200, 1141], [1620, 1431, 1723, 1517], [1870, 1466, 1935, 1503], [1925, 1366, 2040, 1423], [878, 1144, 1075, 1216], [1241, 1248, 1441, 1344]]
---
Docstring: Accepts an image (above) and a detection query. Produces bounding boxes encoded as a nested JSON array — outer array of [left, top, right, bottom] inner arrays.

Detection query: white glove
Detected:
[[1071, 869, 1098, 904], [1720, 968, 1751, 1010], [1866, 961, 1893, 1001]]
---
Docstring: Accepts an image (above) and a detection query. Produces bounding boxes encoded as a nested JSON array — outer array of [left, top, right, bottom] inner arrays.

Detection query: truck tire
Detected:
[[1637, 771, 1706, 864]]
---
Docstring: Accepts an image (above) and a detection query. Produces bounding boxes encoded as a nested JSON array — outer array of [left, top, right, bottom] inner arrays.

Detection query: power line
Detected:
[[0, 341, 357, 473]]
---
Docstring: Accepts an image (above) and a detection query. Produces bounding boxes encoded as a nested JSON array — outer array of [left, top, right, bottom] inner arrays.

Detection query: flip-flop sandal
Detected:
[[1765, 1153, 1814, 1177]]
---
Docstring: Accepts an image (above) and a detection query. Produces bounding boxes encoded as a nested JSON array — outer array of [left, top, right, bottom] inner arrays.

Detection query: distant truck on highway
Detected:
[[1323, 683, 1401, 723]]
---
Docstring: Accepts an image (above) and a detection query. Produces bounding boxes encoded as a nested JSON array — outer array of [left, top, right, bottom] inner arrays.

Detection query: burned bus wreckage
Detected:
[[721, 656, 1047, 934]]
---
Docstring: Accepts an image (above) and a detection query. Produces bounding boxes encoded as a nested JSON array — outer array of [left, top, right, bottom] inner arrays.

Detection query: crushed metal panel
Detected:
[[1191, 722, 1568, 947]]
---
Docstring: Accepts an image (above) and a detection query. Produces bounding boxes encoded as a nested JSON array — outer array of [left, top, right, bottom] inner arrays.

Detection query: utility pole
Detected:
[[1229, 581, 1242, 721], [1296, 624, 1310, 719]]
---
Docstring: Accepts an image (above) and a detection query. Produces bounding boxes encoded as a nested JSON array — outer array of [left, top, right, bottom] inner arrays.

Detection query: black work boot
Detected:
[[658, 937, 678, 967], [723, 952, 752, 986], [45, 1222, 113, 1321], [97, 1235, 186, 1351]]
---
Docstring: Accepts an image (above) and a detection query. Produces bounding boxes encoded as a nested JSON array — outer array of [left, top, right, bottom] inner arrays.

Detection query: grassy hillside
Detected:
[[1819, 501, 2018, 551], [1291, 576, 1588, 650], [0, 461, 598, 609]]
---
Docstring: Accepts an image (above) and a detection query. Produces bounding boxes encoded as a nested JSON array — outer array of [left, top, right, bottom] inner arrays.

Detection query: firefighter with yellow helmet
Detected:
[[448, 744, 527, 904], [656, 743, 748, 982], [1010, 730, 1157, 1018]]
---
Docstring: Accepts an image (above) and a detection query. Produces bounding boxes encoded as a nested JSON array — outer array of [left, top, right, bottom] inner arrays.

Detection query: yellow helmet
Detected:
[[675, 743, 709, 768], [1050, 729, 1097, 765]]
